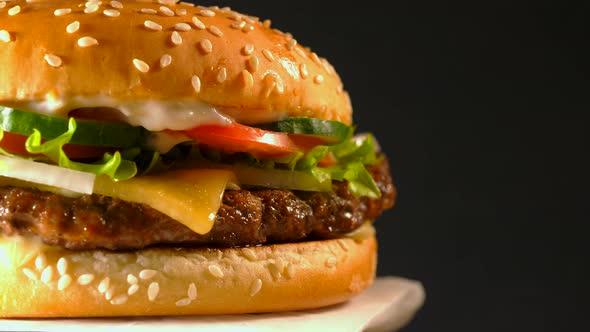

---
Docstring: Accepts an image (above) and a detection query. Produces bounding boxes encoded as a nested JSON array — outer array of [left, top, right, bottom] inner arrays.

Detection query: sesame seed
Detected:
[[228, 12, 242, 21], [263, 19, 272, 28], [41, 266, 53, 284], [299, 63, 308, 79], [77, 274, 95, 285], [191, 16, 206, 30], [110, 1, 123, 9], [188, 283, 197, 300], [77, 36, 99, 47], [311, 52, 322, 66], [148, 282, 159, 301], [44, 54, 63, 68], [54, 8, 72, 16], [175, 8, 187, 16], [268, 262, 282, 279], [195, 254, 208, 261], [159, 6, 174, 17], [84, 4, 99, 14], [0, 30, 11, 43], [199, 9, 215, 17], [247, 55, 259, 73], [128, 284, 139, 296], [158, 0, 176, 4], [127, 274, 138, 284], [314, 75, 325, 84], [8, 5, 20, 16], [275, 258, 286, 271], [231, 21, 246, 30], [286, 39, 298, 50], [180, 1, 194, 6], [0, 2, 5, 9], [139, 269, 157, 280], [242, 24, 254, 33], [242, 44, 255, 56], [140, 8, 157, 14], [294, 47, 307, 58], [133, 59, 150, 73], [208, 264, 224, 278], [66, 21, 80, 34], [216, 67, 227, 83], [322, 58, 335, 75], [105, 287, 114, 300], [174, 23, 192, 32], [262, 49, 275, 62], [191, 75, 201, 93], [198, 39, 213, 54], [337, 239, 350, 252], [22, 268, 37, 281], [98, 277, 110, 293], [85, 0, 102, 7], [160, 54, 172, 68], [110, 294, 128, 305], [171, 31, 182, 45], [57, 257, 68, 275], [241, 248, 257, 261], [249, 278, 262, 296], [326, 256, 337, 267], [57, 274, 72, 291], [208, 25, 223, 37], [103, 9, 120, 17], [175, 298, 191, 307], [244, 17, 258, 24], [285, 264, 295, 279], [35, 253, 47, 272], [144, 20, 162, 31], [264, 72, 284, 95]]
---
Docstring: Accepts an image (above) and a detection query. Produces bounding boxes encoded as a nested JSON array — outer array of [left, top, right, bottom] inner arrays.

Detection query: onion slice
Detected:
[[0, 155, 95, 194]]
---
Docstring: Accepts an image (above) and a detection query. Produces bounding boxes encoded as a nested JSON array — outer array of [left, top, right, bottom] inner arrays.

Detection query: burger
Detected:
[[0, 0, 396, 316]]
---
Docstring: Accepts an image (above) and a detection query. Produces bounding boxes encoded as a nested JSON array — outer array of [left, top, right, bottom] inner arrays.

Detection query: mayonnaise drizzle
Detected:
[[2, 96, 232, 131]]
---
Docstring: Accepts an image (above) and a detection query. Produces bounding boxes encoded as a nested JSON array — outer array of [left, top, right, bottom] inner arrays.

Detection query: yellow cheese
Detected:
[[93, 169, 236, 235]]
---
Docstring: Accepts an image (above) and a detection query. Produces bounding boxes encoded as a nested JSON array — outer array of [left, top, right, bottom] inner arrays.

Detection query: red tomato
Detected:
[[0, 131, 113, 159], [184, 122, 304, 158]]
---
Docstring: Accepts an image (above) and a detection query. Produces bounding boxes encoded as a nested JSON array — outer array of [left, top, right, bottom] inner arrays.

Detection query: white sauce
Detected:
[[2, 95, 232, 131]]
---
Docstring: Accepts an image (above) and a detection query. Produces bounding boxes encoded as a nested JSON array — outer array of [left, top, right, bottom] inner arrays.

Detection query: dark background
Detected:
[[197, 1, 587, 331]]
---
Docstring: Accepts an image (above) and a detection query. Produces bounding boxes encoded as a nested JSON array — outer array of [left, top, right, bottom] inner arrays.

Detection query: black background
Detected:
[[196, 1, 587, 331]]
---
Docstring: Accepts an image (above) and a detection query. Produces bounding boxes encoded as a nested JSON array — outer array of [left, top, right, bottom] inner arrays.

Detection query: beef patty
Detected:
[[0, 158, 395, 250]]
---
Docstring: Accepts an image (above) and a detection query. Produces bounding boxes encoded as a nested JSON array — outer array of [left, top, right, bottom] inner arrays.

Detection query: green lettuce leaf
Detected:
[[23, 118, 137, 181], [295, 133, 382, 198]]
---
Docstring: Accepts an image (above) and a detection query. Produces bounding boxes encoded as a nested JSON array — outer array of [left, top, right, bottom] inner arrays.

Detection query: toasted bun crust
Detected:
[[0, 232, 376, 317], [0, 0, 352, 124]]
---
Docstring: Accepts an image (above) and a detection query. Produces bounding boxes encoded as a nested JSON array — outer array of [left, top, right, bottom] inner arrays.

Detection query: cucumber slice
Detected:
[[0, 107, 147, 148], [264, 117, 352, 142]]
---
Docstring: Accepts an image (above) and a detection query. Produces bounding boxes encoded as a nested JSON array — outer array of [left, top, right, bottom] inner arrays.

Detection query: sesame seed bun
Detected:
[[0, 0, 351, 124], [0, 230, 376, 317]]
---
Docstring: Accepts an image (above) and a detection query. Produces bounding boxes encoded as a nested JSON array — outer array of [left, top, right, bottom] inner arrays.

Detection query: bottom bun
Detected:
[[0, 227, 377, 317]]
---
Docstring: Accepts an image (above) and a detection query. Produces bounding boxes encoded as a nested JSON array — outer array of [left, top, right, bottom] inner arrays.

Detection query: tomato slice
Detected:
[[0, 131, 113, 159], [184, 123, 303, 158]]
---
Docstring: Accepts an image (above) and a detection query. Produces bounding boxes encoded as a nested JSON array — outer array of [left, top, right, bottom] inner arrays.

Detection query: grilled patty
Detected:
[[0, 158, 395, 250]]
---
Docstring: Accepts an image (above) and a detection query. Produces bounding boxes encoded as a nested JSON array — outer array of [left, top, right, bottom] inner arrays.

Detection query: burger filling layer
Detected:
[[0, 104, 393, 250], [0, 158, 393, 250]]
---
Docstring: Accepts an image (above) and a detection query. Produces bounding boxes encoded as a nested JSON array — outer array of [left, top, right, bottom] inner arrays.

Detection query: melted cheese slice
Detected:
[[1, 169, 236, 235], [93, 169, 236, 235]]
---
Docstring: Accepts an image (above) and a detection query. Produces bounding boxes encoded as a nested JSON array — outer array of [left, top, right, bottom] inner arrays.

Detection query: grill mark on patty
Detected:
[[0, 158, 395, 250]]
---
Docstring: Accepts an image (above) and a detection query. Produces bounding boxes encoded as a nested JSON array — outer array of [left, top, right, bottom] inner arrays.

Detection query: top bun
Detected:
[[0, 0, 352, 124]]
